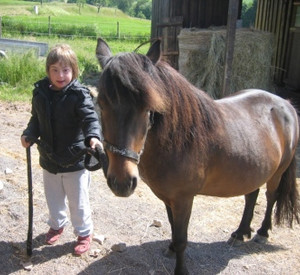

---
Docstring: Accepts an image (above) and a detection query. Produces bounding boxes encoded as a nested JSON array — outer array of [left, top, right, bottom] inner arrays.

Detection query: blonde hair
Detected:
[[46, 44, 79, 80]]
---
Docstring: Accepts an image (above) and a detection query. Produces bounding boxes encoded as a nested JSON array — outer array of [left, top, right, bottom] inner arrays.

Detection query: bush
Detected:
[[0, 51, 45, 100]]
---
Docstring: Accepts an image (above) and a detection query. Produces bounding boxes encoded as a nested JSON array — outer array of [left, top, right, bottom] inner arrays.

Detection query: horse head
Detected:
[[95, 38, 165, 197]]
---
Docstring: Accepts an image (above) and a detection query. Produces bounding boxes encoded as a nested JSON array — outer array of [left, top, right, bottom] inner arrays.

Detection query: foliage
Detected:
[[0, 51, 45, 101], [242, 0, 257, 27], [129, 0, 152, 20], [85, 0, 152, 19]]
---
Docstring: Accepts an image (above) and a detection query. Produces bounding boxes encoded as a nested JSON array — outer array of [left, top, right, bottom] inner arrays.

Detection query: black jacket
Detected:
[[22, 77, 102, 174]]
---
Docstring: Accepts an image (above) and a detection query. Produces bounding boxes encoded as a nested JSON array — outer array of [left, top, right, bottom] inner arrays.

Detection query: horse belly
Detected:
[[199, 144, 281, 197], [200, 172, 268, 197]]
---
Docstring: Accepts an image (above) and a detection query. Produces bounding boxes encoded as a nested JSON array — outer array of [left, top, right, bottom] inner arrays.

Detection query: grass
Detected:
[[0, 51, 45, 101], [0, 0, 151, 102]]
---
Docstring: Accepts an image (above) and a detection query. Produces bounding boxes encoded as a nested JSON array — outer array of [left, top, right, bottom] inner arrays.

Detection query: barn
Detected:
[[255, 0, 300, 95], [151, 0, 242, 70], [151, 0, 300, 98]]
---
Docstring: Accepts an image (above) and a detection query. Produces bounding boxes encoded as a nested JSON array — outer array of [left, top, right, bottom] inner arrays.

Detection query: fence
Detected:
[[0, 16, 150, 41]]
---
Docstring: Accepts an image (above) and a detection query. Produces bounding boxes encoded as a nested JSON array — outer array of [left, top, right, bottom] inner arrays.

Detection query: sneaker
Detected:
[[74, 235, 91, 255], [45, 228, 64, 245]]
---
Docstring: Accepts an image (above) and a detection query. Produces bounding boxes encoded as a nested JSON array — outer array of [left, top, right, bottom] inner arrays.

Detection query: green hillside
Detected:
[[0, 0, 151, 39]]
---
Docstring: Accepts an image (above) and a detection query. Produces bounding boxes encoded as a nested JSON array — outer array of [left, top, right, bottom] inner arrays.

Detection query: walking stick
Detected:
[[26, 146, 33, 257]]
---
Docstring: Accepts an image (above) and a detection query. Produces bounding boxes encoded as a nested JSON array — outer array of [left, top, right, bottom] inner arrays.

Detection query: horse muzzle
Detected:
[[103, 140, 142, 197], [107, 174, 137, 197]]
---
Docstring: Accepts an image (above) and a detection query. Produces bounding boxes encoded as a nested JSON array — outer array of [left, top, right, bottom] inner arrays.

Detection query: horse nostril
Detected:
[[107, 176, 114, 190], [131, 176, 137, 190]]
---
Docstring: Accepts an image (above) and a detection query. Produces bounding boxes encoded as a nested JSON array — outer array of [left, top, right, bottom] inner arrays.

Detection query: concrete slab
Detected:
[[0, 38, 48, 57]]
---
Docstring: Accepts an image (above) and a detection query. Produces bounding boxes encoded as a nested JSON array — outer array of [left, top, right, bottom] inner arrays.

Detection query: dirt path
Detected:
[[0, 101, 300, 275]]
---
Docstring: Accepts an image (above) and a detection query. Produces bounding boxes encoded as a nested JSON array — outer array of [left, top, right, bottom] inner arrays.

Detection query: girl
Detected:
[[21, 44, 102, 255]]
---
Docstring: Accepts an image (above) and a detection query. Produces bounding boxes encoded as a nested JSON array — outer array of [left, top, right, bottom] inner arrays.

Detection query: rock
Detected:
[[151, 219, 162, 227], [111, 242, 127, 252], [89, 248, 101, 258], [21, 260, 33, 270], [93, 234, 105, 245], [4, 168, 13, 174]]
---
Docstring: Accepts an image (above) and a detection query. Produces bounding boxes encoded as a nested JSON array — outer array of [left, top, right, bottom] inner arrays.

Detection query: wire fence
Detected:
[[0, 16, 151, 41]]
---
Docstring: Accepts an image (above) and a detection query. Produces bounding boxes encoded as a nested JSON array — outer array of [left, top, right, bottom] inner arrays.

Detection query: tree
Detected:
[[94, 0, 107, 13], [129, 0, 152, 20], [77, 0, 86, 14], [109, 0, 134, 13]]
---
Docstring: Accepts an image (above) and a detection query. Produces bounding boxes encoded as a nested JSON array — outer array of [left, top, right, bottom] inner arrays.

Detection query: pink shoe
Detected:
[[45, 228, 64, 245], [74, 235, 91, 255]]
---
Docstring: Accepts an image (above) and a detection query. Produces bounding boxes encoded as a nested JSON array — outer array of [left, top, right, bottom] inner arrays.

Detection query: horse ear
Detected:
[[96, 38, 112, 69], [146, 39, 161, 65]]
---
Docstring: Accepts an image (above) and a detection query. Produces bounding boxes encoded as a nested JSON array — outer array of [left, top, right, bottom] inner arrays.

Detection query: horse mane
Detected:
[[98, 52, 222, 155]]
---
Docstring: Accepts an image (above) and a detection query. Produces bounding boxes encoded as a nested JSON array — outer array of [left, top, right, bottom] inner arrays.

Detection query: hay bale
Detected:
[[178, 28, 274, 98]]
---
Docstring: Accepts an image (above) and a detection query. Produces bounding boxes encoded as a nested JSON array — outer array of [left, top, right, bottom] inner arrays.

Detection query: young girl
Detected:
[[21, 44, 102, 255]]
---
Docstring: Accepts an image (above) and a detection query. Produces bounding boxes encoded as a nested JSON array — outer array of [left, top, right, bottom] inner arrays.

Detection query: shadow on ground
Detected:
[[76, 239, 284, 275]]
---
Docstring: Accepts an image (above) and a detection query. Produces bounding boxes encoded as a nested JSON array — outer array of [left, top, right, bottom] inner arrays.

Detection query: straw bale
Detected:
[[178, 28, 274, 98]]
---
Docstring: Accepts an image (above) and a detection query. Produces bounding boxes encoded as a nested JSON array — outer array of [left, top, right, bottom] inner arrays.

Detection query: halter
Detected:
[[103, 111, 154, 164], [103, 140, 143, 164]]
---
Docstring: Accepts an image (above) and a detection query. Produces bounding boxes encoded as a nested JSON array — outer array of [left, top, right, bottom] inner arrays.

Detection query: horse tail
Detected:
[[275, 155, 300, 226]]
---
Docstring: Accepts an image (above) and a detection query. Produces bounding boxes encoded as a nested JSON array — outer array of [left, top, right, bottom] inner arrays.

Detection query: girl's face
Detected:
[[48, 61, 73, 90]]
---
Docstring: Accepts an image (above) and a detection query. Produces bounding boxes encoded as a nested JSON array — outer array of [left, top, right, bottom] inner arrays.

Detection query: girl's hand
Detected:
[[89, 137, 103, 150], [21, 135, 31, 148]]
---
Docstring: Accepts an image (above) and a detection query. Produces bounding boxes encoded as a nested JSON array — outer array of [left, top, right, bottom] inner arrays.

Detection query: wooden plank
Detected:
[[271, 0, 279, 33], [255, 0, 263, 28], [281, 0, 293, 81], [222, 0, 239, 96], [274, 0, 284, 83], [266, 1, 273, 31]]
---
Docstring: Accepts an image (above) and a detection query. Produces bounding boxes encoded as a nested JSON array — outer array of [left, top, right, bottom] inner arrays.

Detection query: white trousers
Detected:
[[43, 169, 93, 237]]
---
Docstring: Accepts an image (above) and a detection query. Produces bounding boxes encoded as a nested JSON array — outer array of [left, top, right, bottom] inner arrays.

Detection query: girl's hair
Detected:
[[46, 44, 79, 80]]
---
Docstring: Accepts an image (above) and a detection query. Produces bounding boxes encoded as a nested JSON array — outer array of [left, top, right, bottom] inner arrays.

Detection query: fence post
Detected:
[[48, 16, 51, 36], [0, 17, 2, 38], [117, 21, 120, 39]]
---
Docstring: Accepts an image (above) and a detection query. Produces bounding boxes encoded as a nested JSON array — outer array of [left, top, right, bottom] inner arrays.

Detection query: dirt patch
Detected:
[[0, 101, 300, 275]]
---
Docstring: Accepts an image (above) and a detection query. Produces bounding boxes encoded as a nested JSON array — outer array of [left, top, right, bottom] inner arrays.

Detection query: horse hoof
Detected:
[[252, 234, 268, 244], [163, 248, 176, 259], [227, 236, 244, 247]]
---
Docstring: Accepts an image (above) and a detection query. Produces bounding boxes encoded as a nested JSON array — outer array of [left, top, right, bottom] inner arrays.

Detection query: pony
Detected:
[[95, 38, 300, 275]]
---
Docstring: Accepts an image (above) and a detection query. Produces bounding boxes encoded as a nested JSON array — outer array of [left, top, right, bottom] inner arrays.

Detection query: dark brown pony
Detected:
[[96, 38, 300, 275]]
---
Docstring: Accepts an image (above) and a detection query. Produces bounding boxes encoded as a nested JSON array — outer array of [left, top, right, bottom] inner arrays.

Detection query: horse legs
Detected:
[[164, 197, 194, 275], [165, 204, 175, 253], [252, 189, 277, 243], [228, 189, 259, 244], [253, 176, 281, 243]]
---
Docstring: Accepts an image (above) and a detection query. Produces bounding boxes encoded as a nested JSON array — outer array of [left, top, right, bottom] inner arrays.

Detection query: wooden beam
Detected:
[[222, 0, 239, 97]]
